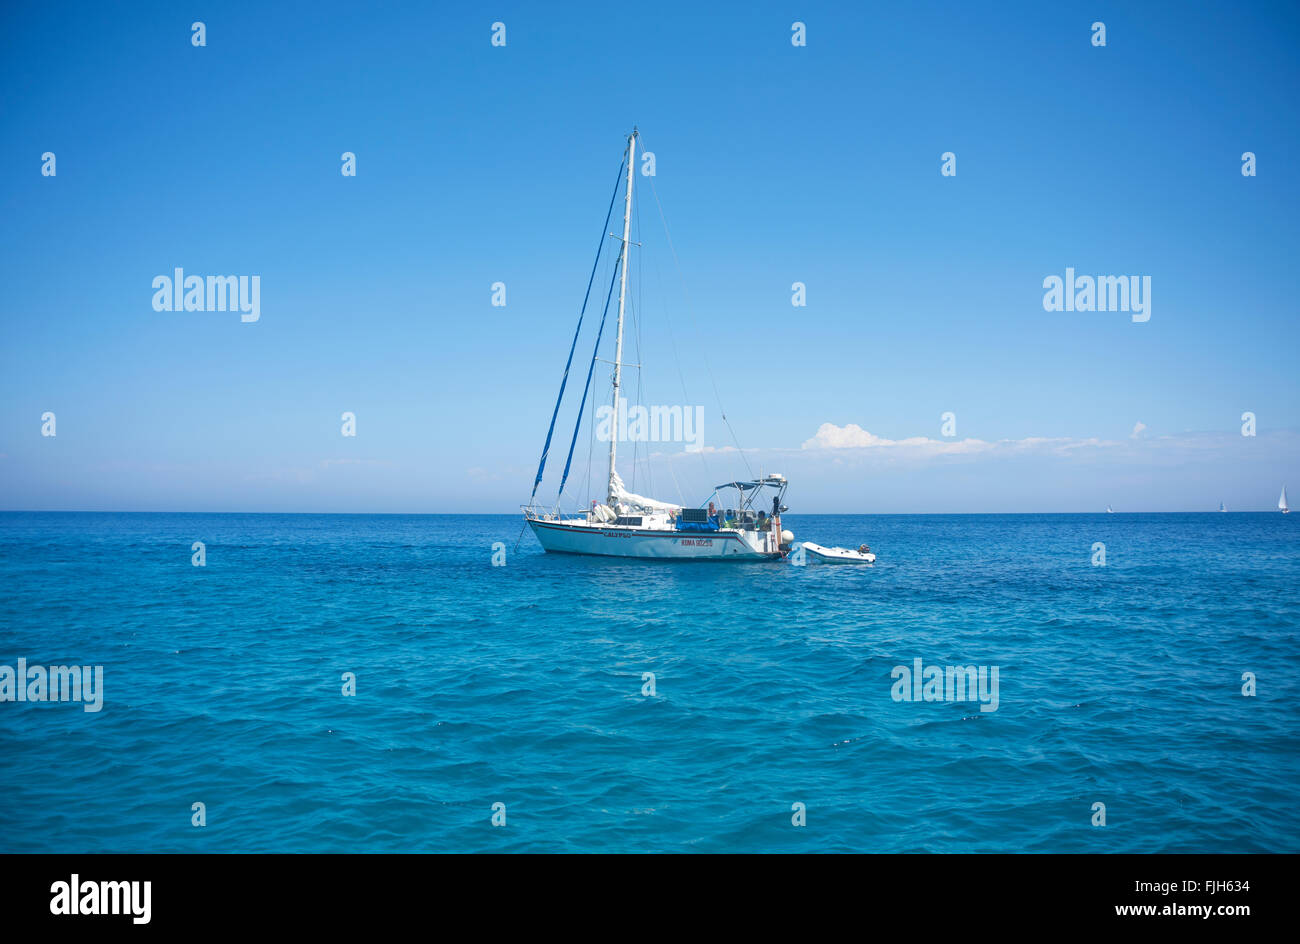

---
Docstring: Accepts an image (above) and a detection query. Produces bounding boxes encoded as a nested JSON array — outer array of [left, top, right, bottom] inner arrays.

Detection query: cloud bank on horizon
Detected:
[[799, 422, 1117, 456], [620, 421, 1299, 515]]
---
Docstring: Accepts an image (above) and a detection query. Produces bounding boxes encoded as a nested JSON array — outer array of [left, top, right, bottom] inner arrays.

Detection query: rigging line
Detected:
[[635, 191, 677, 506], [585, 249, 619, 510], [644, 223, 690, 508], [573, 260, 607, 515], [633, 137, 714, 494], [630, 186, 647, 496], [625, 203, 641, 492], [641, 137, 754, 479], [643, 186, 712, 494], [666, 451, 685, 508], [629, 293, 641, 494], [584, 373, 595, 510], [529, 150, 628, 502], [631, 191, 639, 492], [557, 242, 625, 502], [635, 177, 664, 504]]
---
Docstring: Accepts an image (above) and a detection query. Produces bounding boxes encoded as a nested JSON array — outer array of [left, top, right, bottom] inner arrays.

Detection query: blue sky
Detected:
[[1, 1, 1297, 512]]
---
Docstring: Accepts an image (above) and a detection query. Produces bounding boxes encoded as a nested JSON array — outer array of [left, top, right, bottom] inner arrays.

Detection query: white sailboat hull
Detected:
[[528, 518, 779, 560]]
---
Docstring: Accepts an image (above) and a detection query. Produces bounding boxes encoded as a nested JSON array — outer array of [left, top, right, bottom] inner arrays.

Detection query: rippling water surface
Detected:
[[1, 511, 1296, 852]]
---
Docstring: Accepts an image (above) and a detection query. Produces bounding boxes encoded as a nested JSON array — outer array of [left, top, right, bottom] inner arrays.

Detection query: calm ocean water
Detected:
[[0, 511, 1296, 853]]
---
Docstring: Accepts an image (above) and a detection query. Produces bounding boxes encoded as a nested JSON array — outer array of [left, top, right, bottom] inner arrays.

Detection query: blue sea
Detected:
[[0, 511, 1296, 853]]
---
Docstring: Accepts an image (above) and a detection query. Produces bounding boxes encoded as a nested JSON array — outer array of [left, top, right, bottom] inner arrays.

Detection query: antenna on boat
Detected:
[[607, 128, 637, 506]]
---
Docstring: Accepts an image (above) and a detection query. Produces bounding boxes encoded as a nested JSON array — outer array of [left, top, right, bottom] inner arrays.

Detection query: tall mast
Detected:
[[608, 128, 637, 504]]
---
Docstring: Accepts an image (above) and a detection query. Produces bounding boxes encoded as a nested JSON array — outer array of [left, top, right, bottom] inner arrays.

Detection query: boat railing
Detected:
[[523, 503, 600, 523]]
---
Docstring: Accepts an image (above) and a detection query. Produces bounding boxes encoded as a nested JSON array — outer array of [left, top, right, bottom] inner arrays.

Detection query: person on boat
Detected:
[[858, 544, 871, 555]]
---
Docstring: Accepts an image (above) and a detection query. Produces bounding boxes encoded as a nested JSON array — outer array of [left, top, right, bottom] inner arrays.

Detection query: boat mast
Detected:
[[608, 128, 637, 505]]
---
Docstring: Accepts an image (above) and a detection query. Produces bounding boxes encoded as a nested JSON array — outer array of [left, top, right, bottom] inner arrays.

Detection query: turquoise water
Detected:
[[0, 511, 1296, 852]]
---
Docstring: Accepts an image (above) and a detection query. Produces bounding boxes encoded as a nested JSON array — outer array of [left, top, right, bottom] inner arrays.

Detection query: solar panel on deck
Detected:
[[679, 508, 709, 523]]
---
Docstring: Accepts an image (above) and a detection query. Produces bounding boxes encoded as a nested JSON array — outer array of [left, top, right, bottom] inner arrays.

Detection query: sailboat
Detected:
[[521, 130, 794, 560], [1219, 501, 1226, 513], [1106, 505, 1114, 514], [1281, 486, 1290, 514]]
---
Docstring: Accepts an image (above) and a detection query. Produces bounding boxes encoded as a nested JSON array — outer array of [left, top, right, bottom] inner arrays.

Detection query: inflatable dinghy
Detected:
[[795, 541, 876, 564]]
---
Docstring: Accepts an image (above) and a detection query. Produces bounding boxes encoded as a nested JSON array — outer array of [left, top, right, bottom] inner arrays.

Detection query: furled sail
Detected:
[[608, 470, 680, 514]]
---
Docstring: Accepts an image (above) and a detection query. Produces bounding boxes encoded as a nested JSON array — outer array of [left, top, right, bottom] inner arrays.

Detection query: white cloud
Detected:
[[800, 423, 1122, 458], [1131, 421, 1147, 439], [801, 422, 991, 454]]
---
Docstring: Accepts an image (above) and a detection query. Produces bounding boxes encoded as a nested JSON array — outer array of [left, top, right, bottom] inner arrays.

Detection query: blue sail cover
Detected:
[[676, 517, 720, 533]]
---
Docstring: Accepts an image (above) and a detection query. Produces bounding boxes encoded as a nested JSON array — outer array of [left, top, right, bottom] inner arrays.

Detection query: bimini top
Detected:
[[714, 474, 787, 491]]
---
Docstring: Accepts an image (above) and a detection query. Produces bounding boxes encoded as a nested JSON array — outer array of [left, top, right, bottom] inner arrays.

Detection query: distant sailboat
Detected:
[[1106, 505, 1114, 514], [1281, 486, 1290, 514], [1219, 502, 1226, 513]]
